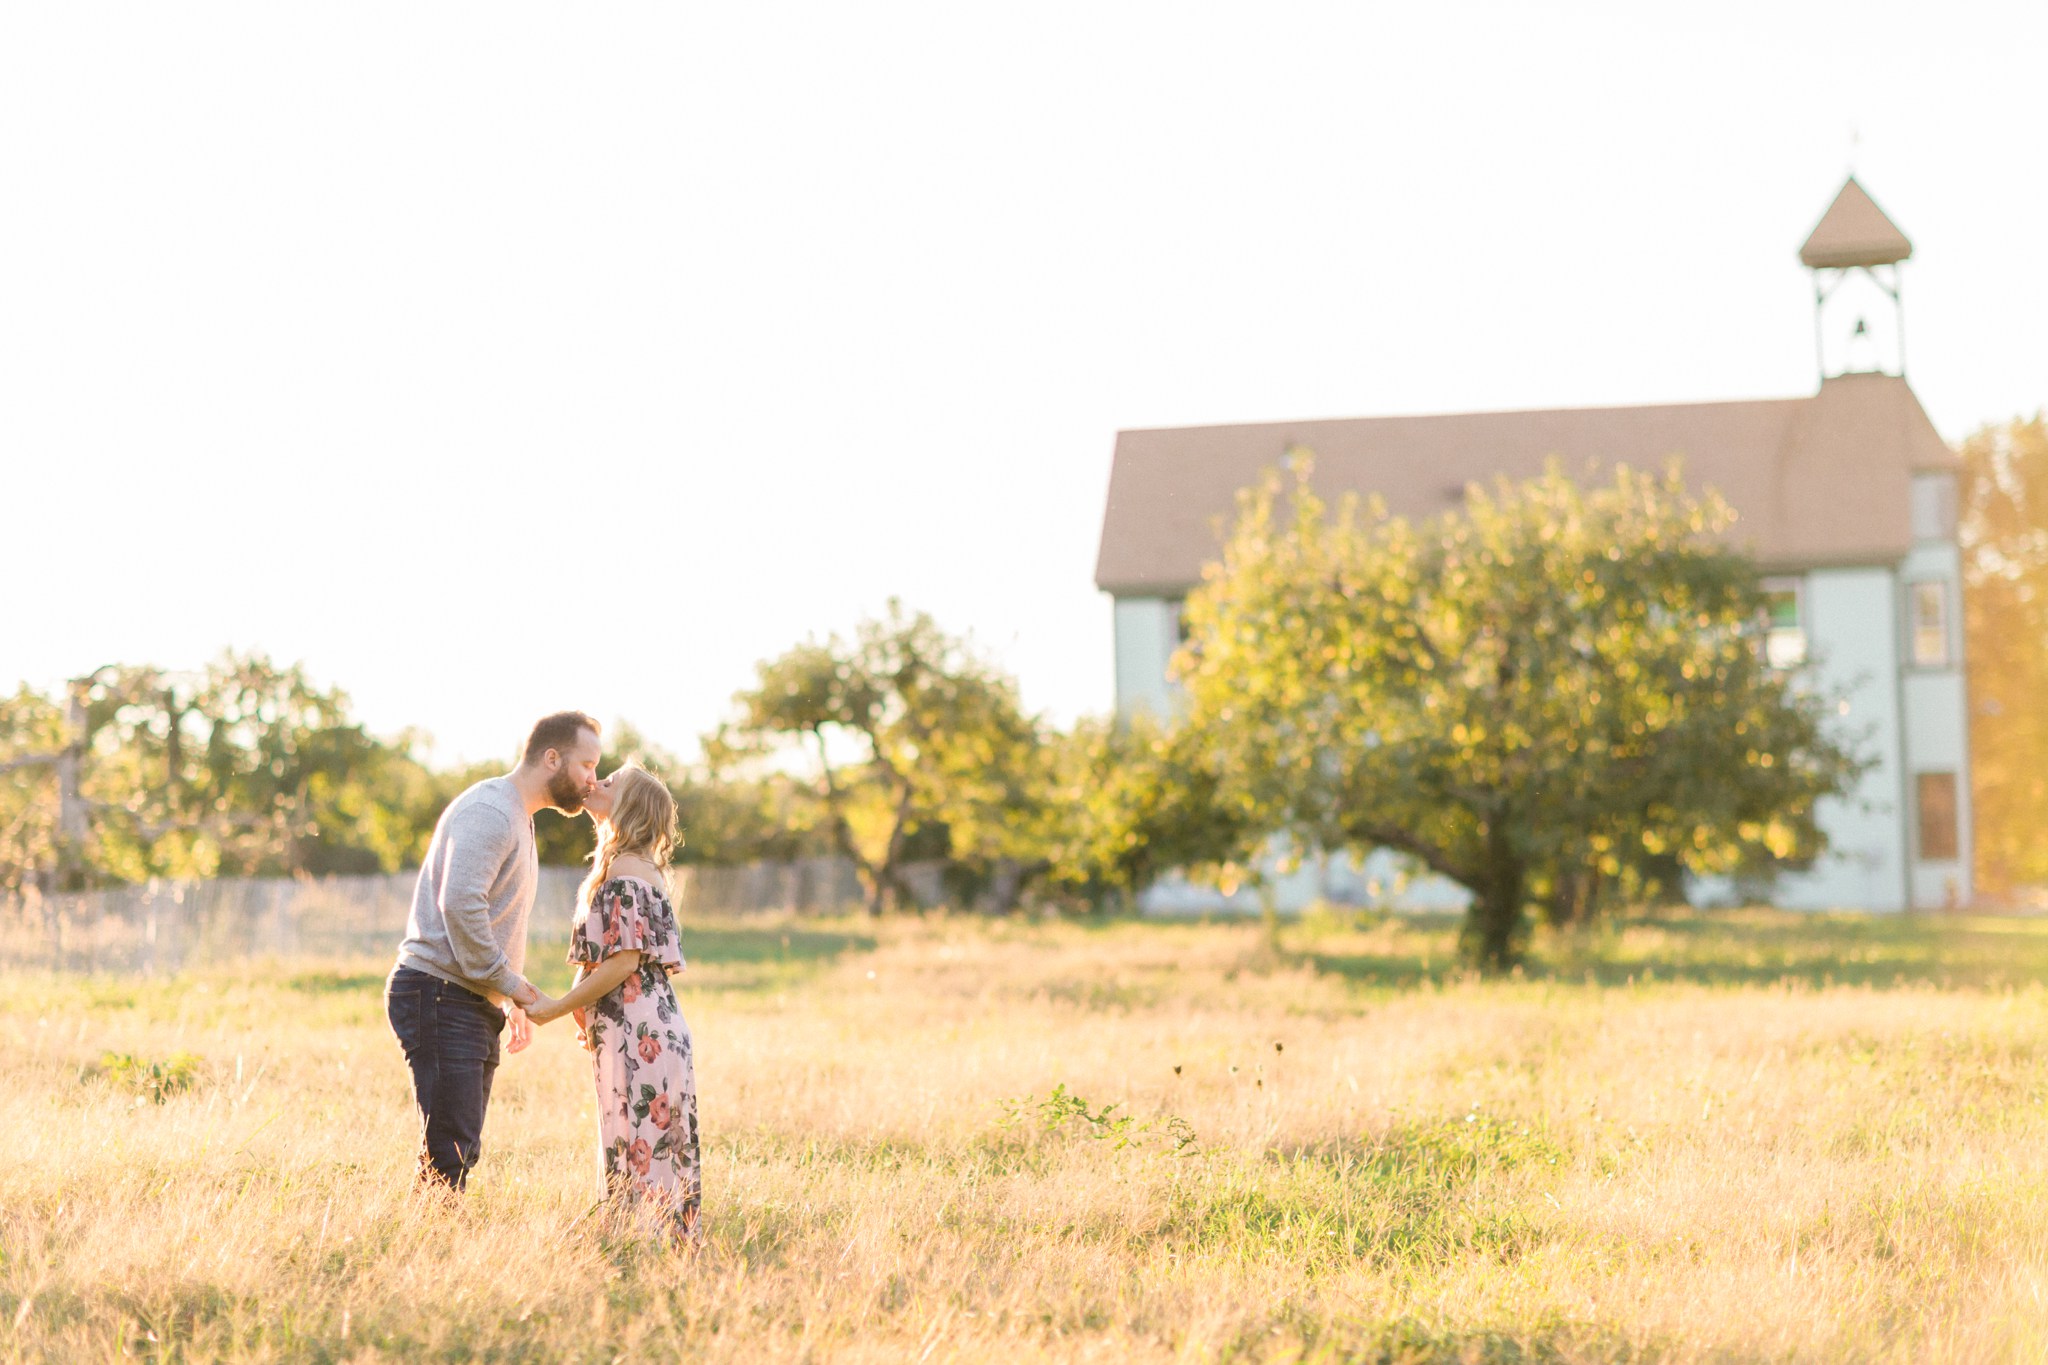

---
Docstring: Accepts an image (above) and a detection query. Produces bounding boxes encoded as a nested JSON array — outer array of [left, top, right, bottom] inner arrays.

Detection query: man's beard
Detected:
[[546, 769, 587, 814]]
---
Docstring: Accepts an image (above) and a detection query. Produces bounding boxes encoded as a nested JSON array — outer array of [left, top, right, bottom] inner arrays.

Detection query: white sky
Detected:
[[4, 2, 2044, 764]]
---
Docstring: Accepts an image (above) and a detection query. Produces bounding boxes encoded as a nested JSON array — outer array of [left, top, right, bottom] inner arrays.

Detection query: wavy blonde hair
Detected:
[[579, 763, 679, 908]]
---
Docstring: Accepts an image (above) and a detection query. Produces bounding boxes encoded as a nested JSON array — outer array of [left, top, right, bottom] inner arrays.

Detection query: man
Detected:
[[384, 710, 601, 1192]]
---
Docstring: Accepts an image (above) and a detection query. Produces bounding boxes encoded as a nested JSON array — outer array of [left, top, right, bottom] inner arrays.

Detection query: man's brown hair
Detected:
[[523, 710, 601, 764]]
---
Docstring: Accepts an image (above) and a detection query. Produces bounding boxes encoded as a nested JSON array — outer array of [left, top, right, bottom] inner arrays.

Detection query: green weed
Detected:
[[87, 1051, 204, 1104]]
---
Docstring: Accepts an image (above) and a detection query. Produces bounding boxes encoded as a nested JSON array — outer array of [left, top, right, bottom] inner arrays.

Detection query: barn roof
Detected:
[[1094, 373, 1956, 595]]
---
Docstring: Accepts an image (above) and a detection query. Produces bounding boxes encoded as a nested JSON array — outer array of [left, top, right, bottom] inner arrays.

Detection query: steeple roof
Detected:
[[1800, 177, 1912, 268]]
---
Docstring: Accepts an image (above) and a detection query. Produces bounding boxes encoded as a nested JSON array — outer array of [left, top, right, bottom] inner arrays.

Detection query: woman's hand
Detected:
[[572, 1006, 592, 1051], [525, 991, 565, 1026]]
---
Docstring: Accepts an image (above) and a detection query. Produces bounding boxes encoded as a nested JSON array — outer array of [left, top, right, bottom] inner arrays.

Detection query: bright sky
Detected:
[[5, 3, 2043, 764]]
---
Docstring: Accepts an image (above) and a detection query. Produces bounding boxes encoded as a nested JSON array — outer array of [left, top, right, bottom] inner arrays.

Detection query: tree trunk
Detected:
[[807, 726, 886, 916], [53, 679, 92, 892], [867, 776, 917, 917], [1540, 863, 1601, 929], [987, 858, 1023, 914], [1462, 820, 1526, 972]]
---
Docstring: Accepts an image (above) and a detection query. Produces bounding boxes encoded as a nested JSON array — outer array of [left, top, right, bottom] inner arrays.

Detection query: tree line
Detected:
[[6, 415, 2042, 965]]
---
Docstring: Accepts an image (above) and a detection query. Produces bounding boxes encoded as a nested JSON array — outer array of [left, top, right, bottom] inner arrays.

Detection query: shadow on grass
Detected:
[[525, 921, 878, 996], [1300, 1317, 1651, 1365], [1299, 950, 1450, 992], [682, 924, 875, 967], [286, 970, 387, 994], [1298, 910, 2048, 992]]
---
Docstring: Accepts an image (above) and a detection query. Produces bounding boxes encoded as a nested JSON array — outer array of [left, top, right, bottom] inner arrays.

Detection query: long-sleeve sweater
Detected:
[[395, 777, 536, 1000]]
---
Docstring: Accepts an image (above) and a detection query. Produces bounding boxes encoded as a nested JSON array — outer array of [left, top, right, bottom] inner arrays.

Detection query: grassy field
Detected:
[[4, 908, 2048, 1363]]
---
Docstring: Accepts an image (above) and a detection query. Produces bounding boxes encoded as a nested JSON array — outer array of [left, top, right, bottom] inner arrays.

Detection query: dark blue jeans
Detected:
[[385, 965, 506, 1192]]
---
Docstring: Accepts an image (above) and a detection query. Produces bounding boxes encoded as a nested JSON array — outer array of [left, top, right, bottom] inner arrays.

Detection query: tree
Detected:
[[1176, 458, 1864, 969], [0, 654, 440, 892], [726, 603, 1045, 914], [0, 686, 67, 893], [1043, 712, 1259, 910], [1960, 414, 2048, 900]]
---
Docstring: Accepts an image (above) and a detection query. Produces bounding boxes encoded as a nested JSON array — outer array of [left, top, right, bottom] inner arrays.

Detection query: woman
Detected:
[[525, 764, 700, 1242]]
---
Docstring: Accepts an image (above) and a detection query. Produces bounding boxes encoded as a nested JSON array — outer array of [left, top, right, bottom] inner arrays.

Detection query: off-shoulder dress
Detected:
[[568, 873, 700, 1239]]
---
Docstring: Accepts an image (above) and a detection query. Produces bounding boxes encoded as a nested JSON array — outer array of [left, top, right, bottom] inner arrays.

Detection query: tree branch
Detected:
[[809, 725, 877, 889], [1343, 819, 1475, 889]]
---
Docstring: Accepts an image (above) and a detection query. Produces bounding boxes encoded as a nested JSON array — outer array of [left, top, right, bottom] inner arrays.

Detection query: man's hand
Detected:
[[504, 1003, 533, 1054], [525, 991, 565, 1026]]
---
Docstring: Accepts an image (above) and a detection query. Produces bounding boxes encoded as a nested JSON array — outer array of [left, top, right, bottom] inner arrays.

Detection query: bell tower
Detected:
[[1800, 177, 1911, 380]]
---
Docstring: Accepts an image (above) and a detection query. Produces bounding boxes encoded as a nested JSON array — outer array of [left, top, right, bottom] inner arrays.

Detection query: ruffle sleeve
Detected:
[[567, 876, 686, 972]]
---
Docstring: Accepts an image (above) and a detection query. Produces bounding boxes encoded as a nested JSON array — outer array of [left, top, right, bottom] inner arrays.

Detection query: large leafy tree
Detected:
[[1960, 414, 2048, 900], [725, 603, 1045, 914], [1176, 458, 1864, 969]]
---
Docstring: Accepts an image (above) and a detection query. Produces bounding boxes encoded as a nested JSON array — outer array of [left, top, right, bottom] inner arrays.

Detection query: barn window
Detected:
[[1909, 581, 1950, 668], [1762, 578, 1806, 669], [1916, 772, 1958, 861]]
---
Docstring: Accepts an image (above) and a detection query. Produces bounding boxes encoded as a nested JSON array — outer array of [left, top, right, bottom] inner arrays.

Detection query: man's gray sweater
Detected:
[[395, 777, 536, 1001]]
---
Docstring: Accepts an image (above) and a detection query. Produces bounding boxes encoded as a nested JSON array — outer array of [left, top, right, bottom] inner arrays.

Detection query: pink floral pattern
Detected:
[[568, 874, 698, 1240]]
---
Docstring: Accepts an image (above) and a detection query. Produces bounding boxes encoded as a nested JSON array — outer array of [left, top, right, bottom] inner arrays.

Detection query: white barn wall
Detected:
[[1899, 533, 1973, 909], [1904, 671, 1971, 908], [1112, 597, 1180, 718], [1773, 568, 1909, 912]]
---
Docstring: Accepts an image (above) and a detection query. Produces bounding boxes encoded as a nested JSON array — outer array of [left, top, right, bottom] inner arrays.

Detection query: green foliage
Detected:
[[688, 728, 842, 867], [0, 686, 66, 892], [1177, 457, 1865, 969], [1041, 712, 1258, 906], [0, 654, 444, 892], [997, 1083, 1200, 1155], [8, 642, 1040, 896], [724, 601, 1050, 913]]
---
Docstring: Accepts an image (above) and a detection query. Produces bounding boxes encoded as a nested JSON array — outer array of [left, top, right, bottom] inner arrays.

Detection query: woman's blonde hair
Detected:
[[579, 763, 680, 907]]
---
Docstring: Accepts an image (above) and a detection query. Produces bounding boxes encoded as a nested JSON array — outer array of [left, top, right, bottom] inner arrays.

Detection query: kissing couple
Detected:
[[382, 710, 701, 1243]]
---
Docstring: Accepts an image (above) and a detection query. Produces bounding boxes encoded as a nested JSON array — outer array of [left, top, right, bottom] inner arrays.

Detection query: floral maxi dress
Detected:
[[569, 874, 700, 1239]]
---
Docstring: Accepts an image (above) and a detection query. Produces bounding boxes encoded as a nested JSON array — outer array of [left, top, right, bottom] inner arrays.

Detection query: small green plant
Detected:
[[89, 1051, 203, 1105], [998, 1083, 1199, 1155]]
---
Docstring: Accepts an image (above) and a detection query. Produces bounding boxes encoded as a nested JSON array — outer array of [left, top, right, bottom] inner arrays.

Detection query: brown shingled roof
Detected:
[[1094, 374, 1955, 596], [1799, 177, 1912, 268]]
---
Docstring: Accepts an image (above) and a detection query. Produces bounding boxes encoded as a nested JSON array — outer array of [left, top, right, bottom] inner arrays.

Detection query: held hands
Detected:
[[501, 981, 563, 1053], [524, 991, 567, 1027]]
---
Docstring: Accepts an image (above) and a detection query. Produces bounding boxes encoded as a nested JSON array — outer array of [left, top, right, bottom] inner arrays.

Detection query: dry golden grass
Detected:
[[4, 908, 2048, 1363]]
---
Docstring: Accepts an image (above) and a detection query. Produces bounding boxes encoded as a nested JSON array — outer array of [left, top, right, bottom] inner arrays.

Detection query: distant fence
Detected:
[[0, 858, 878, 973]]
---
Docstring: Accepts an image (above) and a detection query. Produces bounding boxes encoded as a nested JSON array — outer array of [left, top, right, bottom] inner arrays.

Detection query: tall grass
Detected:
[[3, 910, 2047, 1362]]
